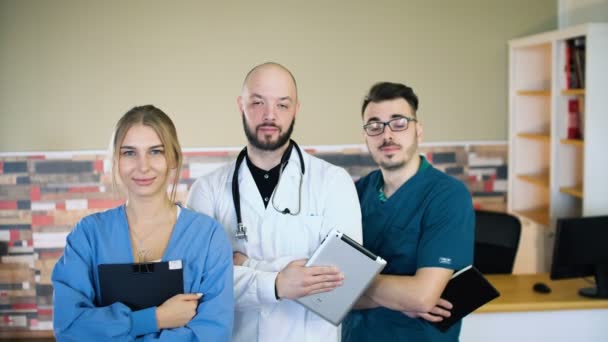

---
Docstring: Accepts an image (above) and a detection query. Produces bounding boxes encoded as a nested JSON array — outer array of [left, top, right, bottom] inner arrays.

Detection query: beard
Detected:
[[371, 135, 419, 171], [241, 113, 295, 151]]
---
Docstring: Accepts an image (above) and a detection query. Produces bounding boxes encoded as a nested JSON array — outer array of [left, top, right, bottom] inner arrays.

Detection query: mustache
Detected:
[[379, 141, 401, 149], [256, 123, 280, 130]]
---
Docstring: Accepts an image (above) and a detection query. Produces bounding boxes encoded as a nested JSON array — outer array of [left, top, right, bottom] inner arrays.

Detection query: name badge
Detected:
[[168, 260, 183, 270]]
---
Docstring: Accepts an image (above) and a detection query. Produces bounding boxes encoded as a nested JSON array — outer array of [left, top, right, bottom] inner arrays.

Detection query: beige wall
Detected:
[[559, 0, 608, 28], [0, 0, 556, 152]]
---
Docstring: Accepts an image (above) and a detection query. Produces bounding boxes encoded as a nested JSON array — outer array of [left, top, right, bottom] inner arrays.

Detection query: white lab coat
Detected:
[[187, 149, 362, 342]]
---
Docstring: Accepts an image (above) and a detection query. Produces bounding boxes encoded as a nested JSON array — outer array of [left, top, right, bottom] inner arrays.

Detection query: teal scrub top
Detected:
[[342, 156, 475, 342]]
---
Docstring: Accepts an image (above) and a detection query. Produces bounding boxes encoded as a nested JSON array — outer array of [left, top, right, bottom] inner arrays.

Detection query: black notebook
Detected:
[[98, 260, 184, 310], [432, 265, 500, 332]]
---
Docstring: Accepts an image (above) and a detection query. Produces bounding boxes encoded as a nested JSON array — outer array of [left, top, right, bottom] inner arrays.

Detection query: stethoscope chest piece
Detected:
[[235, 222, 247, 241]]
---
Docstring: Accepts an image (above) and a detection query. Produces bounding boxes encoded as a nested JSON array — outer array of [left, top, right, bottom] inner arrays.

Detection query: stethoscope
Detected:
[[232, 139, 306, 241]]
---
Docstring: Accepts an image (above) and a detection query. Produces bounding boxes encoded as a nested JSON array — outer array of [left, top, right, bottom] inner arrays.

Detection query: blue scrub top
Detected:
[[343, 157, 474, 342], [52, 205, 234, 341]]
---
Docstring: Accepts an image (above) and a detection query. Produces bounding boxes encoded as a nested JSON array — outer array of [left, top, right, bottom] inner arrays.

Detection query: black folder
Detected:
[[98, 260, 184, 310], [431, 265, 500, 332]]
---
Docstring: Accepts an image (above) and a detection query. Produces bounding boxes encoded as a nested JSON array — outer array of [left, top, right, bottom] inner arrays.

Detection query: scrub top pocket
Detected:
[[381, 224, 420, 274]]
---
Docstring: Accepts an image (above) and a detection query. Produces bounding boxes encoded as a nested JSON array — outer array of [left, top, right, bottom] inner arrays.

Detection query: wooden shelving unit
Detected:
[[508, 23, 608, 228], [516, 90, 551, 96], [561, 88, 586, 96], [517, 133, 551, 142], [508, 38, 552, 226], [560, 138, 584, 147], [517, 173, 550, 188], [515, 208, 551, 226], [560, 185, 584, 198]]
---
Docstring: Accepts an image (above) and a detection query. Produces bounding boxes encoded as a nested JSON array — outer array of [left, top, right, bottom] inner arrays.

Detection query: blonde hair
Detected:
[[110, 105, 183, 202]]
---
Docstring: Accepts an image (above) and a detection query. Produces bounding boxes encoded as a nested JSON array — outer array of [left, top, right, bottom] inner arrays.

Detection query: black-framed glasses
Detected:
[[363, 116, 418, 136]]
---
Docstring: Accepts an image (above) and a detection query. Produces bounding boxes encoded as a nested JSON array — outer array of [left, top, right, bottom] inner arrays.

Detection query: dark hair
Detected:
[[361, 82, 419, 116]]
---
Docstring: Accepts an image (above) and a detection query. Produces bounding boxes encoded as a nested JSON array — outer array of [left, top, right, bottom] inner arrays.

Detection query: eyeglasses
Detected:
[[363, 116, 418, 136]]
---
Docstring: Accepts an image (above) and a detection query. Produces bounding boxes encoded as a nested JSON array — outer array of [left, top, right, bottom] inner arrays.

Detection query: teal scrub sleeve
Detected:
[[417, 180, 475, 271]]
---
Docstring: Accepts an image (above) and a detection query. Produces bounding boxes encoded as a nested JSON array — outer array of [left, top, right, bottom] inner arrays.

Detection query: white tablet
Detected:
[[295, 229, 386, 325]]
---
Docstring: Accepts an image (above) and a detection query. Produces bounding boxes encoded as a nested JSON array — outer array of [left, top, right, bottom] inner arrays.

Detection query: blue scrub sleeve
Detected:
[[143, 220, 234, 341], [131, 307, 159, 337], [52, 219, 158, 341]]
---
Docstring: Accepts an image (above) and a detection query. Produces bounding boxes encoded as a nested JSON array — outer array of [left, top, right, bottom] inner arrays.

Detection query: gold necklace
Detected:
[[130, 229, 160, 263], [128, 205, 176, 263]]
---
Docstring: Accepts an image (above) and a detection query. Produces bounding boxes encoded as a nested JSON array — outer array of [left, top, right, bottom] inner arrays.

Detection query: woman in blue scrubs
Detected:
[[52, 105, 233, 341]]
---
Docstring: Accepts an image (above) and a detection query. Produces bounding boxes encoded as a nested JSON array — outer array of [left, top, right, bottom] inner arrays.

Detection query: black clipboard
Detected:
[[431, 265, 500, 332], [98, 260, 184, 310]]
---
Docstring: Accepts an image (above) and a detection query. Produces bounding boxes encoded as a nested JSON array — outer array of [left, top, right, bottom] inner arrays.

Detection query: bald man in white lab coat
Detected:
[[187, 62, 361, 341]]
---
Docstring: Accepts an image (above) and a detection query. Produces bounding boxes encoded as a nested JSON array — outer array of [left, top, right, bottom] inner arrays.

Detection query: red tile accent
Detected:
[[27, 155, 46, 160], [38, 308, 53, 316], [32, 215, 54, 227], [94, 160, 104, 172], [27, 239, 33, 246], [30, 186, 41, 201], [9, 230, 19, 241], [88, 199, 125, 209], [303, 148, 317, 154], [68, 186, 99, 193], [183, 151, 229, 157], [484, 179, 494, 192], [0, 201, 17, 210], [56, 202, 66, 210], [12, 303, 38, 310], [426, 153, 433, 163], [181, 169, 190, 179], [0, 161, 3, 174]]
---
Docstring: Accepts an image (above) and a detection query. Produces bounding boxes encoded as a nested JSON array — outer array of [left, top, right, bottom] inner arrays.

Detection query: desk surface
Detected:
[[478, 273, 608, 313]]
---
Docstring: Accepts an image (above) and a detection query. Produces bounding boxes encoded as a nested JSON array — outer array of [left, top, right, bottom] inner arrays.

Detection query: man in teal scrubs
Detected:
[[342, 82, 475, 341]]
